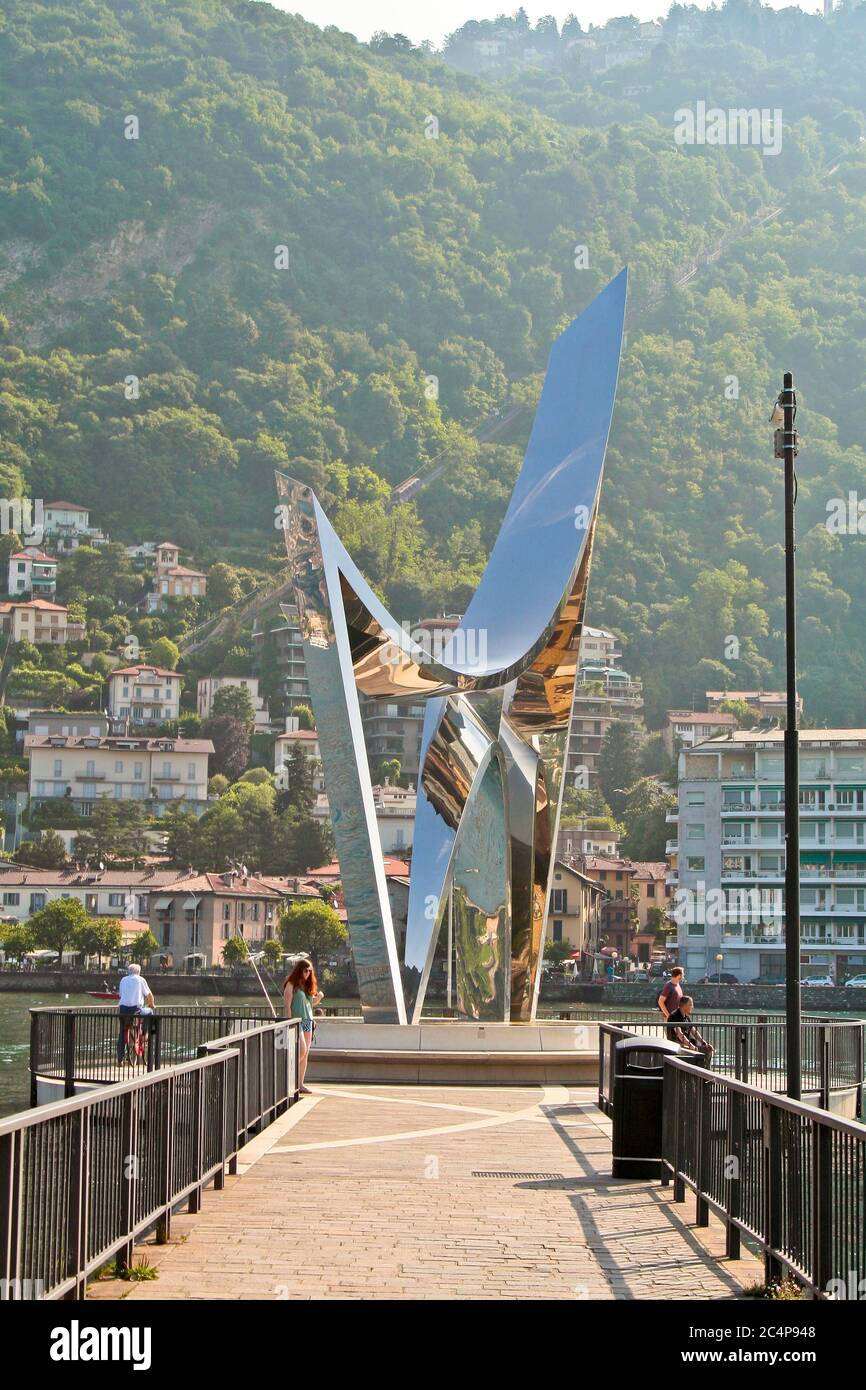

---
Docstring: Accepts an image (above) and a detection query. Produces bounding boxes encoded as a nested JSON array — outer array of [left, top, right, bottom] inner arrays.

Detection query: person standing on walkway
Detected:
[[116, 962, 155, 1062], [658, 966, 684, 1021], [283, 958, 323, 1094]]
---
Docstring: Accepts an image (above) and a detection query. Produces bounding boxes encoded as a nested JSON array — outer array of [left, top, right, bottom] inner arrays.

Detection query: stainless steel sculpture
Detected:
[[276, 269, 627, 1024]]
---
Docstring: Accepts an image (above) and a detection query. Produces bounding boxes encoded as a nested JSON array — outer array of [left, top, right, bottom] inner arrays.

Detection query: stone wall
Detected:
[[539, 980, 866, 1013]]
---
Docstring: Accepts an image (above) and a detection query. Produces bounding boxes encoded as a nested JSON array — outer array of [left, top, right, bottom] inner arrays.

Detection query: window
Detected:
[[134, 763, 142, 779], [161, 924, 172, 947], [223, 903, 231, 920], [162, 761, 171, 777], [115, 760, 123, 773], [647, 884, 656, 899], [53, 759, 62, 777], [85, 760, 95, 776], [686, 823, 705, 840], [551, 889, 567, 913], [29, 892, 46, 911], [108, 893, 124, 907], [552, 919, 563, 942], [687, 856, 705, 871], [187, 763, 196, 780], [251, 903, 260, 921], [3, 892, 20, 906], [686, 791, 705, 806]]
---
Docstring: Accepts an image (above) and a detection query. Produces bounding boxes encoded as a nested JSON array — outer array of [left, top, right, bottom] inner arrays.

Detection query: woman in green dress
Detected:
[[282, 958, 323, 1094]]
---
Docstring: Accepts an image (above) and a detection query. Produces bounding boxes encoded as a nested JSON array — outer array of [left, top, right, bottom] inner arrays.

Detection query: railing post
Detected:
[[725, 1088, 742, 1259], [858, 1023, 865, 1120], [63, 1011, 76, 1100], [0, 1130, 22, 1291], [812, 1117, 833, 1298], [672, 1067, 685, 1203], [756, 1016, 767, 1076], [763, 1101, 783, 1283], [65, 1107, 88, 1299], [819, 1026, 830, 1113], [161, 1074, 174, 1240], [29, 1013, 39, 1108], [695, 1076, 710, 1227], [148, 1014, 161, 1073], [188, 1065, 204, 1214], [118, 1089, 136, 1272], [214, 1060, 227, 1191]]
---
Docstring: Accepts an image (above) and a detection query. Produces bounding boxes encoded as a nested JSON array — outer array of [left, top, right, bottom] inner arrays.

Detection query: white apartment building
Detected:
[[0, 599, 84, 645], [198, 676, 270, 731], [274, 725, 323, 792], [311, 782, 416, 854], [25, 733, 213, 817], [669, 730, 866, 983], [108, 665, 183, 724], [663, 709, 738, 757]]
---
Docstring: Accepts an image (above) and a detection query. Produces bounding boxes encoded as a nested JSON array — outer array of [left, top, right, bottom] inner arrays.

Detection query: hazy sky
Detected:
[[274, 0, 817, 48]]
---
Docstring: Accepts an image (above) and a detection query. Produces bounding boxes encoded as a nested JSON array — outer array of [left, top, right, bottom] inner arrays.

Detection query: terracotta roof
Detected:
[[46, 501, 89, 512], [630, 861, 668, 881], [9, 550, 55, 562], [275, 729, 318, 741], [161, 566, 206, 579], [155, 541, 179, 549], [306, 857, 410, 879], [0, 599, 66, 612], [580, 856, 632, 872], [158, 871, 282, 899], [110, 665, 181, 679]]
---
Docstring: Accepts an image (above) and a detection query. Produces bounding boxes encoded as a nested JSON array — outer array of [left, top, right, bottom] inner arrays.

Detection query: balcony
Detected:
[[151, 773, 181, 782], [73, 771, 106, 781]]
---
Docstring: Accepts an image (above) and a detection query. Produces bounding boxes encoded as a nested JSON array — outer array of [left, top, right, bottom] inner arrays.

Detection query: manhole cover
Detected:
[[471, 1171, 564, 1180]]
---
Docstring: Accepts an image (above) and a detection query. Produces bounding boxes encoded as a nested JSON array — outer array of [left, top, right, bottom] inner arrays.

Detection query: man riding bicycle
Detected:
[[116, 962, 155, 1063]]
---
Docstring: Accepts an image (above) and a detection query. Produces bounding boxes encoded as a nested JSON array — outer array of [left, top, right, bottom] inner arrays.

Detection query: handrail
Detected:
[[661, 1056, 866, 1295], [3, 1016, 300, 1301]]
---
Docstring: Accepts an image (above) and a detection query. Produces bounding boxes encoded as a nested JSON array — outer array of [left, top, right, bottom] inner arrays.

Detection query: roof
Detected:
[[553, 859, 606, 891], [665, 711, 737, 725], [161, 566, 206, 579], [580, 856, 632, 872], [629, 861, 668, 881], [275, 729, 319, 742], [307, 857, 410, 879], [110, 665, 181, 679], [705, 691, 788, 701], [9, 549, 55, 562], [0, 867, 180, 887], [155, 541, 179, 549], [24, 734, 213, 753], [0, 599, 67, 613], [698, 729, 866, 746], [46, 501, 89, 512], [158, 871, 282, 900]]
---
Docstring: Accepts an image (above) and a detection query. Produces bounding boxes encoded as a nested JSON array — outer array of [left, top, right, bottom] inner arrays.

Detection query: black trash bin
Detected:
[[611, 1035, 707, 1178]]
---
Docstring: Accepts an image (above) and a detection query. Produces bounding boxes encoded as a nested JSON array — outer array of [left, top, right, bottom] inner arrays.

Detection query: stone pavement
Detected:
[[91, 1083, 762, 1300]]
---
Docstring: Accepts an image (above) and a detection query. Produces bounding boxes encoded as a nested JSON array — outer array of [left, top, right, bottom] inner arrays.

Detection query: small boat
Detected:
[[87, 989, 119, 1000]]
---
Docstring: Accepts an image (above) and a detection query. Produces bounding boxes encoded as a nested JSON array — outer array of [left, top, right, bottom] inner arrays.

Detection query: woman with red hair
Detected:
[[283, 958, 323, 1094]]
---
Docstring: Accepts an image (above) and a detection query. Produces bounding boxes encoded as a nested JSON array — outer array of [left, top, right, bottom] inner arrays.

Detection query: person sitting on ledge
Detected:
[[666, 996, 715, 1059]]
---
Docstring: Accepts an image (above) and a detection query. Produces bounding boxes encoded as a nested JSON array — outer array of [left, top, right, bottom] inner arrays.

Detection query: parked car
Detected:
[[749, 975, 784, 986], [844, 974, 866, 988], [802, 974, 833, 987], [696, 972, 739, 984]]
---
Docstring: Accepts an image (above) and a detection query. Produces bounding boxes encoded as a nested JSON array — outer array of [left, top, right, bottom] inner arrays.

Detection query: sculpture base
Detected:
[[307, 1019, 599, 1086]]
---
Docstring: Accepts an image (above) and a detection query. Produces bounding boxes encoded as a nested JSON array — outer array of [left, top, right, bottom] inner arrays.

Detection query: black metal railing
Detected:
[[2, 1017, 299, 1301], [29, 1005, 276, 1101], [598, 1019, 864, 1116], [661, 1057, 866, 1296]]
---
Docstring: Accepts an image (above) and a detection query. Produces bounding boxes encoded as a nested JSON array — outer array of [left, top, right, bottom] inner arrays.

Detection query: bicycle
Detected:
[[123, 1012, 148, 1066]]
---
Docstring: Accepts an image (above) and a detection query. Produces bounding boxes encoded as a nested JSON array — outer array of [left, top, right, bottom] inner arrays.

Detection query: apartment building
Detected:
[[108, 665, 183, 725], [7, 547, 57, 598], [556, 824, 619, 860], [274, 725, 323, 792], [149, 870, 282, 968], [251, 603, 311, 717], [0, 599, 84, 645], [27, 712, 109, 740], [311, 782, 416, 854], [197, 676, 270, 731], [566, 628, 644, 789], [575, 855, 639, 959], [669, 730, 866, 983], [548, 860, 605, 953], [0, 864, 180, 924], [705, 689, 804, 722], [25, 733, 212, 816]]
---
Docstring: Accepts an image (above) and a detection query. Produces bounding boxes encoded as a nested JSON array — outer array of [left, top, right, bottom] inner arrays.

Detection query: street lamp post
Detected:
[[775, 372, 801, 1099], [715, 952, 723, 986]]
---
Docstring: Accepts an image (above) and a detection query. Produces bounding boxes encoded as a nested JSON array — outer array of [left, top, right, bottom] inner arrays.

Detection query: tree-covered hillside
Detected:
[[2, 0, 866, 724]]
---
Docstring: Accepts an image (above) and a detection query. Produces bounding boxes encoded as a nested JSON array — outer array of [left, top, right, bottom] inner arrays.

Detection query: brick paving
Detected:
[[90, 1083, 762, 1300]]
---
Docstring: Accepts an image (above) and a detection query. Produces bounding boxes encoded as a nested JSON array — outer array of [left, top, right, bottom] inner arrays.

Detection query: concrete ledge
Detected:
[[307, 1048, 598, 1085]]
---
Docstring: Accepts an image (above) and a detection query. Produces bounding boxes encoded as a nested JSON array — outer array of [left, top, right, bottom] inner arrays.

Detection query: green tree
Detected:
[[212, 684, 256, 730], [147, 636, 181, 670], [15, 829, 68, 867], [131, 929, 159, 964], [619, 778, 676, 861], [0, 920, 36, 963], [222, 934, 249, 968], [598, 722, 644, 818], [279, 898, 347, 969], [291, 704, 315, 732], [78, 917, 123, 966], [262, 938, 282, 969], [30, 899, 92, 964]]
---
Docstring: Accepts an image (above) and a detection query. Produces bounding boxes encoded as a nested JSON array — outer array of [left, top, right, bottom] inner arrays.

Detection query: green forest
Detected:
[[2, 0, 866, 725]]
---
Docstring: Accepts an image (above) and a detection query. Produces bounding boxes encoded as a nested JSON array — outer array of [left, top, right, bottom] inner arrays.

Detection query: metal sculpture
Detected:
[[275, 268, 627, 1023]]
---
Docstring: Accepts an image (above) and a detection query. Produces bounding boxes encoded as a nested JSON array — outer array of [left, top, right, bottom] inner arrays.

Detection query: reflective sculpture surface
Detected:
[[276, 269, 627, 1023]]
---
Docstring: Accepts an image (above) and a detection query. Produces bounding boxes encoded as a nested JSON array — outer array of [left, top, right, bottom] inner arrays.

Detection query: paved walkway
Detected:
[[92, 1084, 761, 1300]]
